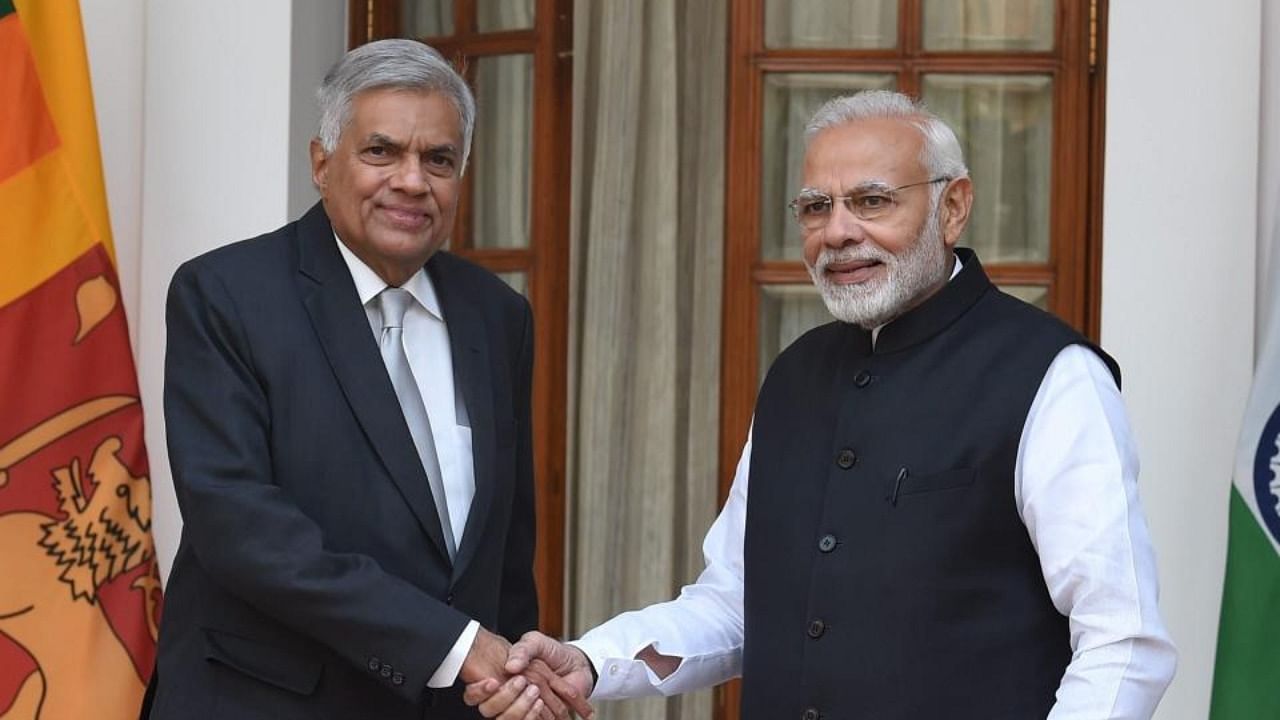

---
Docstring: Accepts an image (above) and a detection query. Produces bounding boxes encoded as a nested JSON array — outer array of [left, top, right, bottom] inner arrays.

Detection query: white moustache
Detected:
[[813, 245, 894, 271]]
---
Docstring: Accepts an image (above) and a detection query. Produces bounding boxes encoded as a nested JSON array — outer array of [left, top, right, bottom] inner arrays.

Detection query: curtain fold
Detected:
[[566, 1, 726, 718]]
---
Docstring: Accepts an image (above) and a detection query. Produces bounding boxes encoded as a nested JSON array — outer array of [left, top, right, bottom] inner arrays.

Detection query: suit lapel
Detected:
[[293, 204, 452, 563], [428, 255, 496, 582]]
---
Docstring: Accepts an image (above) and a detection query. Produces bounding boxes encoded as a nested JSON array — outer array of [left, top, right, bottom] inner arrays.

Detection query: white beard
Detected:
[[805, 207, 951, 329]]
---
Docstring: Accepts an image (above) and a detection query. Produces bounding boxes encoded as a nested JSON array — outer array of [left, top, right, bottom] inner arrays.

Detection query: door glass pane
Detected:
[[759, 284, 832, 383], [765, 0, 897, 49], [498, 271, 528, 296], [922, 74, 1052, 264], [761, 73, 896, 262], [403, 0, 454, 38], [1000, 284, 1048, 309], [923, 0, 1054, 52], [477, 0, 535, 33], [472, 54, 533, 249]]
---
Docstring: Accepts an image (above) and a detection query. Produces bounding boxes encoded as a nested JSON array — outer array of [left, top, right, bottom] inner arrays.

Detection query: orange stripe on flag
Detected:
[[0, 13, 60, 183], [0, 153, 97, 307], [14, 0, 113, 262]]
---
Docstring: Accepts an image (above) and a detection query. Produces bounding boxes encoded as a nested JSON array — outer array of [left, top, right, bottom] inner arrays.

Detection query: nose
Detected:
[[820, 199, 866, 249], [389, 158, 430, 195]]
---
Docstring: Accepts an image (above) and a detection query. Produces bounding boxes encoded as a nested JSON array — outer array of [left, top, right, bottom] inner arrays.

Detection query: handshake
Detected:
[[460, 629, 597, 720]]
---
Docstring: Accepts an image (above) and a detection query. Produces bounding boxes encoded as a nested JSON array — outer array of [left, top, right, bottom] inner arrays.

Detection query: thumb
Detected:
[[505, 631, 547, 674]]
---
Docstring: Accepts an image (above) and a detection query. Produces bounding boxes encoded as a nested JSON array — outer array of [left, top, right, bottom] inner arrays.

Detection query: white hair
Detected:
[[316, 39, 476, 169], [805, 90, 970, 185]]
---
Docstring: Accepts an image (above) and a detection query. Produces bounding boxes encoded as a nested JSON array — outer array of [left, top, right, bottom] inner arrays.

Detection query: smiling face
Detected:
[[311, 88, 463, 286], [800, 116, 972, 328]]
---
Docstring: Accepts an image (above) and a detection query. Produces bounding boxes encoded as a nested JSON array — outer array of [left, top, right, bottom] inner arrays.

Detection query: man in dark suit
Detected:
[[148, 39, 588, 720]]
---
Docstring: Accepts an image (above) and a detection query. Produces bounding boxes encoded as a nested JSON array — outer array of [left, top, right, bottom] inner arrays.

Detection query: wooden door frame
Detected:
[[716, 1, 1107, 717]]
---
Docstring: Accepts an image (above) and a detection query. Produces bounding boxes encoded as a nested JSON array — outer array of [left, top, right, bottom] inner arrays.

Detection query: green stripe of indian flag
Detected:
[[1210, 488, 1280, 718]]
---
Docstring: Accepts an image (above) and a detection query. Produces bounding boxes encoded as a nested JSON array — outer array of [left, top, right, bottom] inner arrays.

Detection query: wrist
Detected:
[[578, 646, 598, 689]]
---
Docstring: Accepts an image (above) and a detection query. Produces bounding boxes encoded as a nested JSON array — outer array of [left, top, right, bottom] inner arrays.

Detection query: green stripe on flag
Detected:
[[0, 0, 14, 19], [1210, 488, 1280, 719]]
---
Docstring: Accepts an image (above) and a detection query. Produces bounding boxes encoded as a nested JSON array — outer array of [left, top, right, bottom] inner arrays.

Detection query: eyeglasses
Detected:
[[788, 177, 952, 230]]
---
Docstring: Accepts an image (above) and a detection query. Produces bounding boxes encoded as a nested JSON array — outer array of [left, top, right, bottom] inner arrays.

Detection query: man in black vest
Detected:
[[468, 90, 1176, 720]]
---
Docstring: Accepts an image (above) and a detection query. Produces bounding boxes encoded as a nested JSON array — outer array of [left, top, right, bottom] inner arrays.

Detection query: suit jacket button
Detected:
[[818, 534, 837, 553], [835, 448, 856, 469], [807, 619, 826, 638], [380, 664, 393, 678], [803, 708, 820, 720], [392, 672, 405, 685], [854, 370, 871, 388], [368, 657, 381, 671]]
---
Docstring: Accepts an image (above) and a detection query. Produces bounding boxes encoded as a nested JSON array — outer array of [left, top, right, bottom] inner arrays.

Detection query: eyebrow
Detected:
[[364, 133, 401, 149], [363, 133, 459, 156]]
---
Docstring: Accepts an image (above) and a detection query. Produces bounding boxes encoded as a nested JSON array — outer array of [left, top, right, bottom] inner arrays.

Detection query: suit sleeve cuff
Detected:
[[427, 620, 480, 688]]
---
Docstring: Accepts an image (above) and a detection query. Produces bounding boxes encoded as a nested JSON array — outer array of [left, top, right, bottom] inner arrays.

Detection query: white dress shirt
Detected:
[[574, 260, 1178, 718], [335, 238, 479, 688]]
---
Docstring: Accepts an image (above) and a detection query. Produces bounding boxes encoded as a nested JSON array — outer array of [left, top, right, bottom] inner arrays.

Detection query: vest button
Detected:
[[835, 448, 856, 469], [818, 534, 837, 553], [854, 370, 872, 387], [803, 707, 820, 720], [807, 619, 826, 638]]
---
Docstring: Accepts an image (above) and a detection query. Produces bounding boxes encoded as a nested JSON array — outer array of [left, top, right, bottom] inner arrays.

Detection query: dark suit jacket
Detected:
[[148, 203, 537, 719]]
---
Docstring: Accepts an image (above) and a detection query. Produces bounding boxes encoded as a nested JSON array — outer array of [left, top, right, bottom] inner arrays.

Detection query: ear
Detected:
[[310, 138, 329, 195], [938, 176, 973, 249]]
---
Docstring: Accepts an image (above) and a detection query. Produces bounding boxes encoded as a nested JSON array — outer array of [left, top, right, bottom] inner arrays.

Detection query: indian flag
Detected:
[[1210, 205, 1280, 714], [0, 0, 161, 717]]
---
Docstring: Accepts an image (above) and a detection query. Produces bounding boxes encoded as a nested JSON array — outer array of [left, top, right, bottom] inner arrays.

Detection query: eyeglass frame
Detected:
[[787, 176, 953, 230]]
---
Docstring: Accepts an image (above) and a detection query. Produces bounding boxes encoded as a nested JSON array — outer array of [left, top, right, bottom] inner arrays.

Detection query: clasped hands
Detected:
[[460, 629, 596, 720]]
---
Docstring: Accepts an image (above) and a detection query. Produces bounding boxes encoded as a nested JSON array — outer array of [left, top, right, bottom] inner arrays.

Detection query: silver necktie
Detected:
[[376, 287, 456, 560]]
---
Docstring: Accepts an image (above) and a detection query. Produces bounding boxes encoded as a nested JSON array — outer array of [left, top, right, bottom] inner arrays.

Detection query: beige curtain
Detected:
[[763, 0, 894, 49], [472, 53, 533, 249], [566, 1, 726, 719]]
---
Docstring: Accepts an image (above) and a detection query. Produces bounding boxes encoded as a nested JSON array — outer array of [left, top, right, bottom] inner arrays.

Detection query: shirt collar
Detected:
[[870, 252, 964, 346], [862, 247, 989, 355], [333, 233, 444, 321]]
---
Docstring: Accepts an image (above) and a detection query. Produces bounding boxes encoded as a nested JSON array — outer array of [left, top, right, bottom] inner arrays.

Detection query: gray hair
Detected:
[[805, 90, 969, 183], [316, 39, 476, 169]]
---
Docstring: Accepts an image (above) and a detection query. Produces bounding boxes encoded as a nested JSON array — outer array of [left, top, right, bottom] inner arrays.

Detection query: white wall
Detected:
[[289, 3, 347, 218], [82, 0, 144, 350], [1102, 2, 1260, 719]]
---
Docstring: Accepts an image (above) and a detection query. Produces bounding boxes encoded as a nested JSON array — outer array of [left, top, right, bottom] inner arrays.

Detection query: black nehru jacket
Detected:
[[741, 248, 1119, 720]]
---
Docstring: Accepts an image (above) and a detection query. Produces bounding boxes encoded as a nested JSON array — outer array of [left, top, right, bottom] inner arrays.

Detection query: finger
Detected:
[[495, 682, 541, 720], [524, 671, 568, 720], [527, 660, 591, 718], [545, 671, 594, 719], [463, 677, 503, 706], [477, 675, 529, 718]]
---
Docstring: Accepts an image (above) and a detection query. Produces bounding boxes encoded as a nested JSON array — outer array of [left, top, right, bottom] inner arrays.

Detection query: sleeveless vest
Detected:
[[741, 248, 1119, 719]]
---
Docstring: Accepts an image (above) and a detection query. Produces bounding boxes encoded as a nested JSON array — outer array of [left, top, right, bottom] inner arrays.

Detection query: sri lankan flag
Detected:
[[0, 1, 162, 717]]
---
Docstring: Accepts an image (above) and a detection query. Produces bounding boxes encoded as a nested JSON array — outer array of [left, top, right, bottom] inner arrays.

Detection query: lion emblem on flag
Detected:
[[0, 265, 162, 720]]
